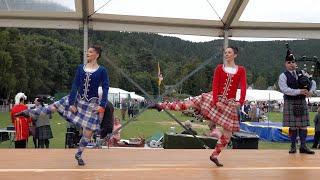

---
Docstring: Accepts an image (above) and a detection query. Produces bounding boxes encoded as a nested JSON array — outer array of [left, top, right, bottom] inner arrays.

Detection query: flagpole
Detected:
[[157, 61, 161, 101], [158, 84, 160, 100]]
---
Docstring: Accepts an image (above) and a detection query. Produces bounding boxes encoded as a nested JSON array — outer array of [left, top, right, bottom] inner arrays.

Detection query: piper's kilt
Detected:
[[283, 98, 309, 127], [192, 93, 239, 132], [54, 95, 100, 131], [36, 125, 53, 140]]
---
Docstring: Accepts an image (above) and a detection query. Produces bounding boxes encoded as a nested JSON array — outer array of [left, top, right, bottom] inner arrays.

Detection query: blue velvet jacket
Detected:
[[69, 64, 109, 108]]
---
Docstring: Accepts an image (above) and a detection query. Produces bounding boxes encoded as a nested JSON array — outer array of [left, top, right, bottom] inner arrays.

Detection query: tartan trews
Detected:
[[211, 133, 232, 158]]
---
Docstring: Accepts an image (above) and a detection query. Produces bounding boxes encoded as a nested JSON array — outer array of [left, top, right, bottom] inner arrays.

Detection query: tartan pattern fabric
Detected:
[[24, 96, 100, 131], [54, 95, 100, 131], [159, 92, 240, 132], [36, 125, 53, 140], [283, 98, 309, 127], [211, 134, 231, 158], [203, 94, 239, 132]]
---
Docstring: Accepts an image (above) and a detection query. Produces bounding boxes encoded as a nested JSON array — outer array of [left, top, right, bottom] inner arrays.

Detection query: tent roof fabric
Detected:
[[0, 0, 320, 39]]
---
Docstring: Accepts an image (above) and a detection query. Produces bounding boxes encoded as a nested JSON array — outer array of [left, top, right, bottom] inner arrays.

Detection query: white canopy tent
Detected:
[[98, 87, 145, 105], [236, 89, 284, 102], [307, 97, 320, 104], [129, 92, 145, 101]]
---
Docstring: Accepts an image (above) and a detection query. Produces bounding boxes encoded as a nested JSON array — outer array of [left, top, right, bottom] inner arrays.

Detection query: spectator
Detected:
[[240, 100, 250, 121], [10, 92, 31, 148], [109, 117, 122, 146], [128, 100, 134, 118], [181, 120, 198, 135], [120, 99, 128, 121], [29, 99, 38, 148], [33, 98, 53, 148], [249, 102, 261, 122], [312, 107, 320, 148], [132, 99, 139, 119], [206, 121, 221, 139]]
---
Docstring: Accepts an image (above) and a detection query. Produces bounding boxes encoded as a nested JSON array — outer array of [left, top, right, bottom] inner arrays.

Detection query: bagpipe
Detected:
[[286, 43, 319, 90]]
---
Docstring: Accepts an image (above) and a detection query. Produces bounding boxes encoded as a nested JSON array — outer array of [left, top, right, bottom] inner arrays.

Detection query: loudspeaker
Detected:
[[231, 131, 259, 149], [0, 132, 9, 142]]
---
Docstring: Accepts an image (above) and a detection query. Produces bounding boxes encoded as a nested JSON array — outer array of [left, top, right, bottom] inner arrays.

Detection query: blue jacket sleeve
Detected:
[[69, 65, 82, 106], [99, 67, 109, 108]]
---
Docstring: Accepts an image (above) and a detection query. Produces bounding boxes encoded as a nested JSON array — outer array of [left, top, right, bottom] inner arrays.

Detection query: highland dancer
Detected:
[[18, 45, 109, 166], [158, 46, 247, 167]]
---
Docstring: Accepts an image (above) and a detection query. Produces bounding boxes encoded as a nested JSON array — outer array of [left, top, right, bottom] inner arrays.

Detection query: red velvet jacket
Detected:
[[212, 64, 247, 105], [10, 104, 31, 141]]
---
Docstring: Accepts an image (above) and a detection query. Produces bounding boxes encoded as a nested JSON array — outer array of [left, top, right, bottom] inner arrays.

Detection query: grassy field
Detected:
[[0, 110, 316, 149]]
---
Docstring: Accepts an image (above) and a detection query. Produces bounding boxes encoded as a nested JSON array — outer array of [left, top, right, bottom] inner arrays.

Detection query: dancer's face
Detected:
[[224, 48, 237, 63], [86, 48, 99, 62]]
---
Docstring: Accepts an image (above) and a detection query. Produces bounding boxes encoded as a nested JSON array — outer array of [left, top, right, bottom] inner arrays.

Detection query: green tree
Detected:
[[255, 75, 267, 89], [0, 51, 16, 99]]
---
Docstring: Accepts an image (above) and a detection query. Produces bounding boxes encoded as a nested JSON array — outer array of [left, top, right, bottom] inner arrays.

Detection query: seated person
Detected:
[[180, 120, 197, 135], [205, 121, 221, 139], [109, 117, 122, 146]]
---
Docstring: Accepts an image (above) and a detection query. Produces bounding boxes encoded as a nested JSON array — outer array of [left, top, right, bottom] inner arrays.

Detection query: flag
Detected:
[[158, 61, 163, 86]]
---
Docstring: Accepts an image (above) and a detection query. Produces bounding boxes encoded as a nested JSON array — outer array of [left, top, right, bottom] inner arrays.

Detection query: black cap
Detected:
[[285, 44, 295, 61], [286, 50, 295, 61]]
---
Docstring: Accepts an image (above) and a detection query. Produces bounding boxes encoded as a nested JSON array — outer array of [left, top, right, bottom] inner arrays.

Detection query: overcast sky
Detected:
[[56, 0, 320, 42]]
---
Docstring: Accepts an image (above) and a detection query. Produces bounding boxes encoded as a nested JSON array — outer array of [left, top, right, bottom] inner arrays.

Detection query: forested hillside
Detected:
[[1, 28, 320, 101]]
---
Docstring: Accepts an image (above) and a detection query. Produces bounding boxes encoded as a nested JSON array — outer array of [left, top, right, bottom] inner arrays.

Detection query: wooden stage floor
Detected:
[[0, 149, 319, 180]]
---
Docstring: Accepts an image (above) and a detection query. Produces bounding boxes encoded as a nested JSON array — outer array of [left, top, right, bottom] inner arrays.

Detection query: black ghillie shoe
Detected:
[[210, 156, 223, 167], [300, 146, 315, 154], [75, 155, 85, 166], [289, 145, 297, 154]]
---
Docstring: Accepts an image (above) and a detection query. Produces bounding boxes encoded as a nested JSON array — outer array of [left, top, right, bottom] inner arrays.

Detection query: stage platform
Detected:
[[0, 149, 319, 180]]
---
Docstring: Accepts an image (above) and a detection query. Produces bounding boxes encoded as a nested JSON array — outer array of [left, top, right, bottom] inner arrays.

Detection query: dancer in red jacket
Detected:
[[158, 46, 246, 167]]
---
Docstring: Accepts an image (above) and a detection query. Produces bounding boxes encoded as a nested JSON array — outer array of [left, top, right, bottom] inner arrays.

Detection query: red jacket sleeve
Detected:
[[212, 65, 221, 105], [238, 67, 247, 105]]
